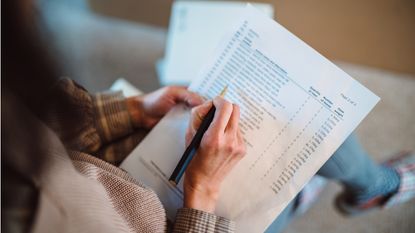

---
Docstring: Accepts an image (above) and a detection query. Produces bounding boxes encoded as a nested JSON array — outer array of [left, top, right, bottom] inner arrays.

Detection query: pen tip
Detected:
[[220, 85, 228, 98]]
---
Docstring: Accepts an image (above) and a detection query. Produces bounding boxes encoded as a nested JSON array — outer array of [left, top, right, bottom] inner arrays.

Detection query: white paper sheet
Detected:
[[121, 5, 379, 232], [160, 1, 273, 85], [110, 78, 142, 96]]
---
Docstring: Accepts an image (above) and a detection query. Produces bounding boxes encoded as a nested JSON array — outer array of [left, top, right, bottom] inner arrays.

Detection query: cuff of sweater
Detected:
[[173, 208, 235, 233], [93, 91, 134, 143]]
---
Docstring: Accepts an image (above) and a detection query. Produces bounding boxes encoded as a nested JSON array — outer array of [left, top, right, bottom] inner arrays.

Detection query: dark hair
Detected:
[[2, 2, 65, 231], [2, 0, 59, 111]]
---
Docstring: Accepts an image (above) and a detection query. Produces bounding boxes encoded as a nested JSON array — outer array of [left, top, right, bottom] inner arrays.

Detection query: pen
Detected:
[[169, 86, 228, 186]]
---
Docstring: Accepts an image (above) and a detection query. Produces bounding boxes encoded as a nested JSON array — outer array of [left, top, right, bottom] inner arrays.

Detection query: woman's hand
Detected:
[[183, 97, 246, 213], [126, 86, 203, 129]]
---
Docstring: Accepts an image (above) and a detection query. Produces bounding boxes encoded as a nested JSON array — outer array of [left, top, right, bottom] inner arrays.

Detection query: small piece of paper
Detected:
[[160, 1, 273, 85]]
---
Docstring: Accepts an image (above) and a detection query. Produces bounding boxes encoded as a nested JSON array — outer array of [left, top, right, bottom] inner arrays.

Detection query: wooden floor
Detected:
[[90, 0, 415, 75]]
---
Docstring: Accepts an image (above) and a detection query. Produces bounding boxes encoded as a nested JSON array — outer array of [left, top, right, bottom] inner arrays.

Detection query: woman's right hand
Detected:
[[183, 97, 246, 213]]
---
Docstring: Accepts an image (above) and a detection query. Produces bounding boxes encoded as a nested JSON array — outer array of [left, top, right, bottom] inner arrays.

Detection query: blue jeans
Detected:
[[265, 134, 385, 232]]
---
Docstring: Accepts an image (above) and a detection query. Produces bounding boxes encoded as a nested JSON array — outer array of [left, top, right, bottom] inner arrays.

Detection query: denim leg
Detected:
[[317, 134, 382, 190], [264, 198, 297, 233], [266, 134, 393, 232], [265, 134, 373, 232]]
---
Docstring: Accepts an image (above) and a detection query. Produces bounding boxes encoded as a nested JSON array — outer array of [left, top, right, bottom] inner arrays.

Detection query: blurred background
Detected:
[[91, 0, 415, 74], [40, 0, 415, 91], [36, 0, 414, 232]]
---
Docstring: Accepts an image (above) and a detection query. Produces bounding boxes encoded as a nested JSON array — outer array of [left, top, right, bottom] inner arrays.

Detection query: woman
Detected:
[[3, 1, 414, 232], [2, 1, 245, 232]]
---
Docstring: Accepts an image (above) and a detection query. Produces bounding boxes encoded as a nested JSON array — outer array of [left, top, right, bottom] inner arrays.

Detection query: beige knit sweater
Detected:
[[2, 79, 234, 233]]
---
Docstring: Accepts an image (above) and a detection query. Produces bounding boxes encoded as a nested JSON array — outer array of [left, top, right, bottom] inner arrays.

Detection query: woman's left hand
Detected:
[[126, 86, 204, 129]]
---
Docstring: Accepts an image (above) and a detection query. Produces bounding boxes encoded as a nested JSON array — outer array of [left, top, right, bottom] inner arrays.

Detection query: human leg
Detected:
[[317, 134, 400, 203], [265, 133, 412, 231], [264, 134, 376, 232], [264, 198, 297, 233], [264, 176, 327, 233]]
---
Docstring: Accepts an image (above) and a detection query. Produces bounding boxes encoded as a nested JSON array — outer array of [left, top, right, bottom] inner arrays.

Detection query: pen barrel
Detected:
[[169, 106, 216, 185]]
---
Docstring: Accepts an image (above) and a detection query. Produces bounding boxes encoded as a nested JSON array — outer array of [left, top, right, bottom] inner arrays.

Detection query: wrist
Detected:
[[126, 96, 145, 128], [183, 182, 220, 213]]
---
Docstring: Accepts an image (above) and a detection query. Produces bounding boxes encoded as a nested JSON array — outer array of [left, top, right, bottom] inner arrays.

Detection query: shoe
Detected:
[[336, 151, 415, 216]]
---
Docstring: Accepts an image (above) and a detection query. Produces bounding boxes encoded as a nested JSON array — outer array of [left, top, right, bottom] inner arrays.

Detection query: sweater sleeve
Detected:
[[42, 78, 134, 154], [172, 208, 235, 233], [92, 91, 134, 144]]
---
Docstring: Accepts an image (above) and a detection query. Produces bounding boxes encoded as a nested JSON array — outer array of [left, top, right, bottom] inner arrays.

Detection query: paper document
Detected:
[[160, 1, 273, 85], [121, 5, 379, 232], [110, 78, 142, 96]]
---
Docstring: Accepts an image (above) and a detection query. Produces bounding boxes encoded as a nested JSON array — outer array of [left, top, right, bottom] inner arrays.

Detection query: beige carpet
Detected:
[[43, 8, 415, 232]]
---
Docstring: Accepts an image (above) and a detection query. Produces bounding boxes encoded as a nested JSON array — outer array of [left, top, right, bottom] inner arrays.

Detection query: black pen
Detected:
[[169, 86, 228, 186]]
